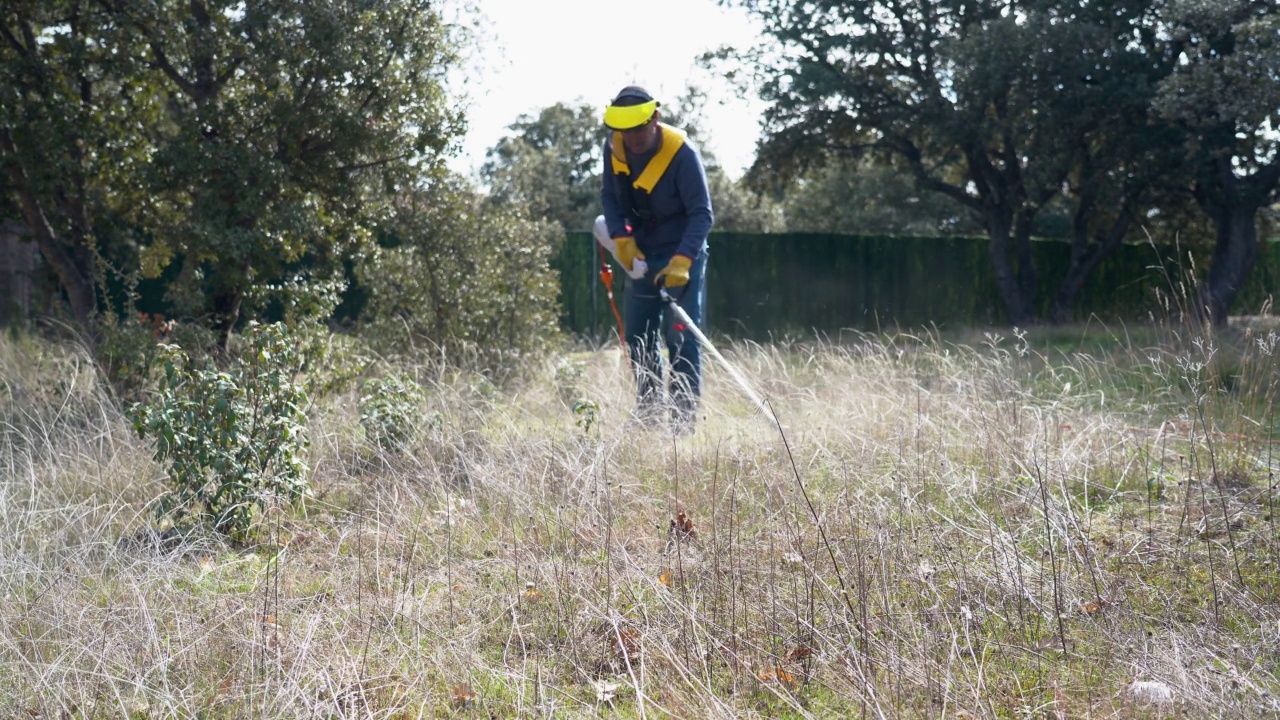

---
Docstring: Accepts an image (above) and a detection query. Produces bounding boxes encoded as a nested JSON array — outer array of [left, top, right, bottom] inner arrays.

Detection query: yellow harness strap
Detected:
[[610, 124, 687, 191]]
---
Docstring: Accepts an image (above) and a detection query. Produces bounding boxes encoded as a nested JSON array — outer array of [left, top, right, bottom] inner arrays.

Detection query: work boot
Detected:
[[625, 399, 665, 432], [670, 400, 697, 437], [670, 412, 695, 437]]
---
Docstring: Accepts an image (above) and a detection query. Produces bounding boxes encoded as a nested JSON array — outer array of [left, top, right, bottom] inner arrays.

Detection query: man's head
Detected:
[[605, 86, 662, 154]]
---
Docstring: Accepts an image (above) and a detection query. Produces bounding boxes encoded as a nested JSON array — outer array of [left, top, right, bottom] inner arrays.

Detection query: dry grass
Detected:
[[1, 321, 1279, 718]]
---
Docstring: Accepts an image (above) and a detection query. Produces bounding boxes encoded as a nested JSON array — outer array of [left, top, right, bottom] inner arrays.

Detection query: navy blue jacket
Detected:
[[600, 131, 714, 260]]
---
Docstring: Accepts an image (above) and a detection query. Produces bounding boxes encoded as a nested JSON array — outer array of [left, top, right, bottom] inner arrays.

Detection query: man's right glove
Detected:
[[613, 235, 645, 274], [592, 216, 647, 279]]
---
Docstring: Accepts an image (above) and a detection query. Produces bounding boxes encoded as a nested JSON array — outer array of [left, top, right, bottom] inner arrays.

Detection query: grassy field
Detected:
[[1, 319, 1278, 718]]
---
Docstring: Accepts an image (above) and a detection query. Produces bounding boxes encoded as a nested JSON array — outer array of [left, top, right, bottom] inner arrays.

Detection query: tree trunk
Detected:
[[967, 139, 1041, 327], [1050, 207, 1133, 325], [211, 279, 245, 353], [0, 220, 35, 327], [1201, 203, 1260, 327], [986, 211, 1036, 326], [1193, 159, 1280, 327], [1, 131, 98, 343], [1012, 212, 1039, 324]]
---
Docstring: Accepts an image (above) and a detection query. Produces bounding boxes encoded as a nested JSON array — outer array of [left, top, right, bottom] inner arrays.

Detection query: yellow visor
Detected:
[[603, 100, 657, 130]]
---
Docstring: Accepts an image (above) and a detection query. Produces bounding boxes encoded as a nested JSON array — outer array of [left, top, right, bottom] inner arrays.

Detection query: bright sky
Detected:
[[450, 0, 767, 180]]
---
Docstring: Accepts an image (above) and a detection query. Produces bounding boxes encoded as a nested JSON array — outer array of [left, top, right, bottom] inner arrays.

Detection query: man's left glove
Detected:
[[655, 254, 692, 289]]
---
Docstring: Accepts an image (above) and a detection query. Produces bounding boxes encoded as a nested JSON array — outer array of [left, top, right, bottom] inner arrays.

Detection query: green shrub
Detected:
[[572, 398, 599, 434], [358, 374, 430, 451], [93, 311, 163, 405], [130, 322, 310, 541], [357, 173, 563, 379], [256, 275, 370, 398]]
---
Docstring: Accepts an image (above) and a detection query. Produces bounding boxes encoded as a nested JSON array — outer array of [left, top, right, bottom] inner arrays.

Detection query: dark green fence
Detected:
[[556, 232, 1280, 338]]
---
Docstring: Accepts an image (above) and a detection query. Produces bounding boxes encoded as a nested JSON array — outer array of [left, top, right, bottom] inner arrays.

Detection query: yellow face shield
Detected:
[[603, 100, 658, 130]]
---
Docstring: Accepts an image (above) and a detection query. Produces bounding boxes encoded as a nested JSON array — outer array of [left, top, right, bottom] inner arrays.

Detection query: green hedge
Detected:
[[556, 232, 1280, 338]]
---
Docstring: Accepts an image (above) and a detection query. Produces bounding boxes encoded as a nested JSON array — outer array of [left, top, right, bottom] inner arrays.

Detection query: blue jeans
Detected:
[[624, 248, 707, 422]]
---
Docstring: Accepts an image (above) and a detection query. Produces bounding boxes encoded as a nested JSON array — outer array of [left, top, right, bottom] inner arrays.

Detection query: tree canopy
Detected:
[[481, 102, 603, 232], [2, 0, 463, 348], [722, 0, 1278, 325], [778, 155, 982, 236], [481, 91, 783, 235], [1154, 0, 1280, 324]]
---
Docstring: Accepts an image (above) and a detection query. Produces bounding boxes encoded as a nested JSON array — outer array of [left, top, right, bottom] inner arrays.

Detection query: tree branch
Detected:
[[19, 16, 36, 56], [148, 41, 198, 98], [189, 0, 211, 27], [0, 20, 28, 56], [888, 134, 979, 210], [97, 0, 207, 100]]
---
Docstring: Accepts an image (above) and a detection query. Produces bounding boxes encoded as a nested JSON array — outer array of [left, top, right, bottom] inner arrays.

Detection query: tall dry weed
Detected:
[[0, 323, 1277, 717]]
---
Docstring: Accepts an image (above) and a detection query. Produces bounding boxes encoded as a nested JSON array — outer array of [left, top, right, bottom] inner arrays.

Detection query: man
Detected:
[[599, 86, 714, 433]]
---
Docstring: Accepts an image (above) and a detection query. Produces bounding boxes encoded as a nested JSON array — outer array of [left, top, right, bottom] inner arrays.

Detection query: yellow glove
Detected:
[[613, 235, 645, 273], [655, 254, 692, 288]]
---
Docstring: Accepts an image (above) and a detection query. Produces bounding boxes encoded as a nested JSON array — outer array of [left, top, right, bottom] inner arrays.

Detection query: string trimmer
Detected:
[[658, 285, 772, 419], [593, 216, 771, 421]]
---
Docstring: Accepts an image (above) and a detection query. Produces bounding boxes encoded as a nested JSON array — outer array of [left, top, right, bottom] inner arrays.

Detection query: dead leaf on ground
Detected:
[[658, 567, 674, 587], [609, 627, 642, 659], [1079, 596, 1119, 615], [451, 684, 476, 707], [785, 645, 814, 661], [668, 512, 697, 542], [522, 581, 542, 601], [758, 665, 799, 691]]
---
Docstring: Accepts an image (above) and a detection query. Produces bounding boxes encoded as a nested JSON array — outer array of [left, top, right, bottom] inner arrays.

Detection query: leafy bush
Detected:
[[572, 398, 599, 434], [256, 274, 370, 399], [359, 374, 430, 451], [94, 311, 166, 405], [130, 322, 310, 540], [357, 173, 563, 379]]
